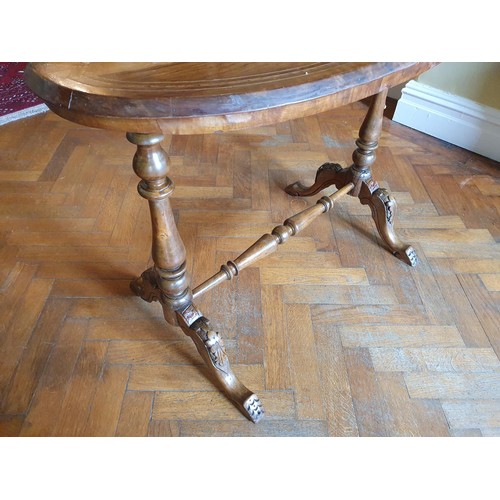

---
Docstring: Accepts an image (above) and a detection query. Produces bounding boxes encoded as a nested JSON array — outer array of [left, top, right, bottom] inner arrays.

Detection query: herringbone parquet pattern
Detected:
[[1, 102, 499, 437]]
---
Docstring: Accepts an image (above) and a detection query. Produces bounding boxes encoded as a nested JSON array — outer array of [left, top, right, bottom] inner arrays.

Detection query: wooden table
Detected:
[[25, 62, 436, 422]]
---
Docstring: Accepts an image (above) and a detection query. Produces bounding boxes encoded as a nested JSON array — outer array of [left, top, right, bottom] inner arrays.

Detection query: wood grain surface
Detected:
[[24, 62, 436, 134]]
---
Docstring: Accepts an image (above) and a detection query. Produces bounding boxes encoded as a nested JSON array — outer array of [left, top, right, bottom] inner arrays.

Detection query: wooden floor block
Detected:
[[339, 325, 465, 348], [115, 391, 154, 437], [260, 267, 369, 286], [83, 364, 129, 436], [479, 273, 500, 292], [286, 304, 325, 420], [51, 341, 108, 436], [442, 400, 500, 430], [404, 372, 500, 400], [369, 347, 500, 373], [178, 419, 328, 437], [20, 319, 87, 436]]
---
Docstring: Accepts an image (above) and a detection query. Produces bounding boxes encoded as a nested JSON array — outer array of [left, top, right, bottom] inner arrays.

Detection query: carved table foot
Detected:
[[177, 304, 264, 423]]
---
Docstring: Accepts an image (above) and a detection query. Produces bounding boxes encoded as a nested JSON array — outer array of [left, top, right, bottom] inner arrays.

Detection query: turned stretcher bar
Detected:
[[192, 182, 355, 299]]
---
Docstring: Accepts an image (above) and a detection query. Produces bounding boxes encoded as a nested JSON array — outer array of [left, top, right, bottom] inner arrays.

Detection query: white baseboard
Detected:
[[393, 80, 500, 162]]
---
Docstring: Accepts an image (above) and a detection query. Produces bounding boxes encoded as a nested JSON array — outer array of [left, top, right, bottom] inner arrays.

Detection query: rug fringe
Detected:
[[0, 104, 49, 126]]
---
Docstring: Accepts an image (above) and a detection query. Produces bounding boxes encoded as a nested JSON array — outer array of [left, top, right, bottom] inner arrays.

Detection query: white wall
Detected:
[[417, 63, 500, 110], [393, 62, 500, 162]]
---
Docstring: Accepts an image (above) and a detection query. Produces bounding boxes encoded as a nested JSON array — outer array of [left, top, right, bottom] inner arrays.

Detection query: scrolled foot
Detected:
[[177, 304, 265, 423], [285, 162, 346, 197]]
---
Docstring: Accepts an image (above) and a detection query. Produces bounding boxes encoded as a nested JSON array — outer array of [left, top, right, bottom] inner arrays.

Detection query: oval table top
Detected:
[[25, 62, 435, 135]]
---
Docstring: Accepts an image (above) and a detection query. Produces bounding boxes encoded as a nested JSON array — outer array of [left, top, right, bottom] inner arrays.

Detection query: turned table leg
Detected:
[[126, 133, 264, 423], [285, 89, 417, 266], [127, 133, 191, 324]]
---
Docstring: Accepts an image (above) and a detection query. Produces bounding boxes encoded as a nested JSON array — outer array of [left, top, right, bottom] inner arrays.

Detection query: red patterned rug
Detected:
[[0, 62, 48, 125]]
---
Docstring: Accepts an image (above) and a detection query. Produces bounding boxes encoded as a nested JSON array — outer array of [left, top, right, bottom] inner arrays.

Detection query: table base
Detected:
[[128, 90, 417, 423]]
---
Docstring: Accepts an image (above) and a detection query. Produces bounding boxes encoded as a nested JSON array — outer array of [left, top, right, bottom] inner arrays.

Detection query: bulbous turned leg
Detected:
[[285, 89, 418, 266], [127, 132, 192, 324], [128, 132, 264, 422], [177, 304, 264, 423]]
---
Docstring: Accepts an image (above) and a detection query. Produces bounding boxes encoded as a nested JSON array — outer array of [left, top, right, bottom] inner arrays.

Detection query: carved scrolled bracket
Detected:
[[192, 318, 230, 375], [361, 187, 418, 267], [318, 161, 344, 177], [285, 162, 346, 197], [374, 188, 395, 225], [130, 267, 162, 303]]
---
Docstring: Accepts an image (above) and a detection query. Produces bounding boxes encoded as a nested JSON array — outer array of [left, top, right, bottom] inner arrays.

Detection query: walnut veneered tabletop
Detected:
[[25, 62, 434, 134], [25, 61, 437, 423]]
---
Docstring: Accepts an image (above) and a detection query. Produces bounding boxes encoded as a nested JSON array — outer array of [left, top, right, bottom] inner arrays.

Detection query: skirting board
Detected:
[[393, 80, 500, 162]]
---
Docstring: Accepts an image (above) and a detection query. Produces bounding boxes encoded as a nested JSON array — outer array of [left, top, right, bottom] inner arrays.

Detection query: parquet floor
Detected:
[[0, 101, 499, 437]]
